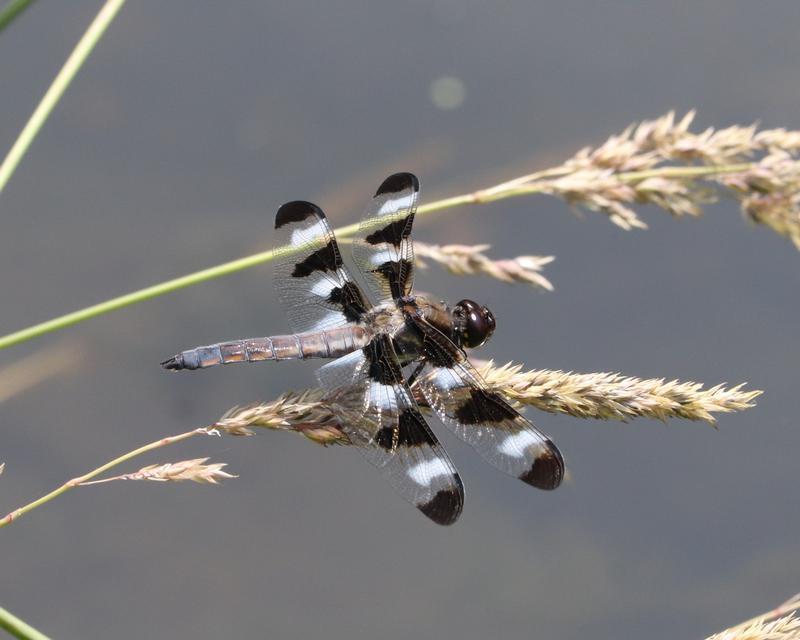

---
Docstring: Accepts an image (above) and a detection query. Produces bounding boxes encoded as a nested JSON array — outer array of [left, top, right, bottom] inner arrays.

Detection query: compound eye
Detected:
[[481, 306, 496, 341], [456, 299, 496, 348]]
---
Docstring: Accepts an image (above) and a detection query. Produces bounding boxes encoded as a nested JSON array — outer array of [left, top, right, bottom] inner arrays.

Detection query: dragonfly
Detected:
[[162, 173, 564, 525]]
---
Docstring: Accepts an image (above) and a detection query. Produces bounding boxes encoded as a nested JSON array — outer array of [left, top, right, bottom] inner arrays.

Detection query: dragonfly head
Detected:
[[453, 299, 496, 348]]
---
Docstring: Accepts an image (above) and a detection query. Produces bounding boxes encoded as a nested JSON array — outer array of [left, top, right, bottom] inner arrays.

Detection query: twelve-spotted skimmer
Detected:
[[162, 173, 564, 525]]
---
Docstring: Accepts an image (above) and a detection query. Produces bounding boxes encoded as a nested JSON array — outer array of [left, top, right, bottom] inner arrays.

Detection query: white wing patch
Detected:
[[431, 367, 462, 391], [368, 248, 395, 266], [407, 458, 454, 487], [309, 278, 338, 298], [378, 194, 414, 216], [368, 382, 398, 412], [290, 220, 329, 247], [497, 431, 545, 458]]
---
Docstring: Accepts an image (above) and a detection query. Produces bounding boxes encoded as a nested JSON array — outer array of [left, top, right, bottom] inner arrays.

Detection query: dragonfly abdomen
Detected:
[[161, 325, 369, 371]]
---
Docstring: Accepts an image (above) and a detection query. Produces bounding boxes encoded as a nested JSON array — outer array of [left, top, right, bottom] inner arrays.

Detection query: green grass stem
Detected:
[[0, 0, 36, 33], [0, 606, 50, 640], [0, 164, 749, 352], [0, 0, 126, 194], [0, 428, 206, 528]]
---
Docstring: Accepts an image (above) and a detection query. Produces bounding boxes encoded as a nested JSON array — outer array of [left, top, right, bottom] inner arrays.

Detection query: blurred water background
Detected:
[[2, 2, 800, 638]]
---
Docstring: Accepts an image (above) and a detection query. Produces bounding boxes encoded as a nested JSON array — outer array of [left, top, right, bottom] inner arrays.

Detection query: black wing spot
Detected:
[[417, 485, 463, 526], [371, 259, 413, 300], [420, 333, 460, 368], [364, 217, 410, 247], [397, 410, 438, 447], [423, 345, 459, 368], [291, 240, 339, 278], [363, 336, 403, 385], [519, 443, 565, 490], [375, 172, 419, 197], [374, 426, 397, 450], [454, 389, 517, 425], [375, 410, 438, 450], [372, 261, 401, 280], [275, 201, 324, 229], [327, 281, 369, 323]]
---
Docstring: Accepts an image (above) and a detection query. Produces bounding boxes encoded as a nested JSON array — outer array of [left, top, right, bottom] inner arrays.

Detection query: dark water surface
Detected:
[[2, 2, 799, 638]]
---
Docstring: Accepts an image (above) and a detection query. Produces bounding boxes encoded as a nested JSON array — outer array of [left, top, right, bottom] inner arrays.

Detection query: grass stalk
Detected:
[[0, 0, 36, 34], [0, 162, 754, 352], [0, 427, 209, 528], [0, 606, 50, 640], [0, 0, 126, 194]]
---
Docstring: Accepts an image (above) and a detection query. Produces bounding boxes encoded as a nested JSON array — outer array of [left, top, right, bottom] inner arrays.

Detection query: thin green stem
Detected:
[[0, 250, 275, 349], [0, 0, 126, 194], [0, 606, 50, 640], [0, 162, 754, 352], [0, 428, 207, 529], [0, 194, 475, 350], [0, 0, 36, 34]]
